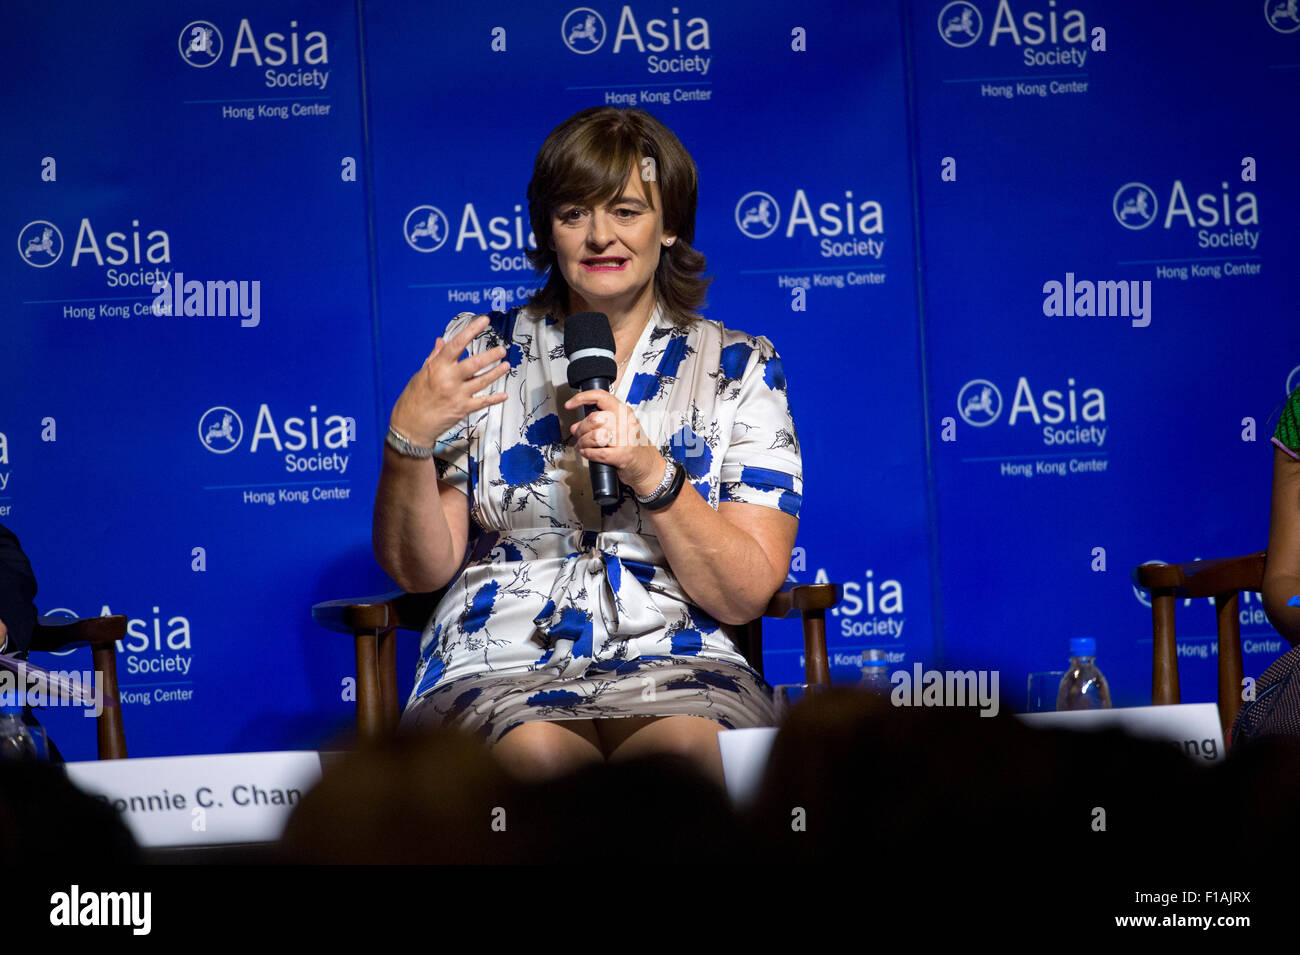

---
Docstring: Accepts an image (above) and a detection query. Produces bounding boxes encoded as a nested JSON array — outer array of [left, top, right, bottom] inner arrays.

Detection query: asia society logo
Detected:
[[1112, 182, 1158, 230], [1266, 0, 1300, 34], [43, 605, 194, 670], [735, 192, 780, 239], [17, 220, 63, 267], [562, 7, 606, 53], [404, 206, 450, 253], [179, 20, 224, 67], [938, 1, 983, 47], [957, 379, 1002, 427], [198, 407, 243, 453]]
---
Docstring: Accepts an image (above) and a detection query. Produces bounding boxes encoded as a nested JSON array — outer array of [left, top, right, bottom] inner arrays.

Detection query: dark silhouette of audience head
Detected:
[[274, 690, 1300, 883], [0, 759, 140, 865]]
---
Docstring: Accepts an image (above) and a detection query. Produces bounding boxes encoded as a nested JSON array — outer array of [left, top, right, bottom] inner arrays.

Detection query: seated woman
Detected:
[[372, 107, 802, 786], [1264, 385, 1300, 645]]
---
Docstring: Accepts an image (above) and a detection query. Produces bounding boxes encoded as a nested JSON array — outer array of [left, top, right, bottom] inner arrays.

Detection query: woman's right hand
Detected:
[[388, 314, 511, 447]]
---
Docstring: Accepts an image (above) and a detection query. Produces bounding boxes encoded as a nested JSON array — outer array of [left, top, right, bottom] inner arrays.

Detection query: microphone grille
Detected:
[[563, 312, 615, 356], [563, 311, 617, 387]]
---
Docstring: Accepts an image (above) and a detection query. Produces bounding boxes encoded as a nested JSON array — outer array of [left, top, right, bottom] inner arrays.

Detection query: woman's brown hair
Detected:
[[525, 107, 710, 327]]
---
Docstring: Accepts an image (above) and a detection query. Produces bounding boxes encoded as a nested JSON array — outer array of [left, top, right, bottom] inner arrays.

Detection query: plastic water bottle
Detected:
[[860, 648, 891, 695], [0, 703, 39, 760], [1056, 637, 1112, 710]]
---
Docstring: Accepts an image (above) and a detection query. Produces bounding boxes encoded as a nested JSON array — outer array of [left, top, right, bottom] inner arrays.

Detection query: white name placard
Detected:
[[717, 727, 779, 807], [64, 751, 323, 846], [1018, 703, 1225, 763]]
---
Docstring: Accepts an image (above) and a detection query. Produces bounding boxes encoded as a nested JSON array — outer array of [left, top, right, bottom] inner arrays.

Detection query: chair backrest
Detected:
[[28, 614, 128, 759], [1134, 552, 1265, 738]]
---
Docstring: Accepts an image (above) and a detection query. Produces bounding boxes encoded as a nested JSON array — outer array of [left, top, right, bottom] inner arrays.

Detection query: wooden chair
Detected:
[[26, 614, 128, 759], [313, 582, 841, 741], [1133, 552, 1265, 738]]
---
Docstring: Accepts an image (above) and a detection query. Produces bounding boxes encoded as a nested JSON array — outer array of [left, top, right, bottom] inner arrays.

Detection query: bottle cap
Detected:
[[1069, 637, 1097, 657]]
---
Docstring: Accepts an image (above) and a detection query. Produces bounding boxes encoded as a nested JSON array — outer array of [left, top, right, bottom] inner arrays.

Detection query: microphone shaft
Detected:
[[576, 377, 619, 505]]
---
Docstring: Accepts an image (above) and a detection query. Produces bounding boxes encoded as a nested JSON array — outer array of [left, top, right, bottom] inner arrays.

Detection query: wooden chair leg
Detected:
[[91, 642, 127, 760], [1151, 591, 1179, 705], [379, 627, 399, 735], [354, 630, 385, 742], [1214, 592, 1243, 739], [802, 609, 829, 689]]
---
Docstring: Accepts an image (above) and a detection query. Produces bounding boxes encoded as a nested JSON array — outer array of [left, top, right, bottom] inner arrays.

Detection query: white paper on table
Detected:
[[1017, 703, 1225, 764], [717, 727, 780, 807], [64, 750, 323, 846]]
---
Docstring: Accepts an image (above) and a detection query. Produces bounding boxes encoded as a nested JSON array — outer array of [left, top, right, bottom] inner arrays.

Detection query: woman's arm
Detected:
[[564, 390, 796, 625], [373, 452, 471, 594], [648, 478, 796, 625], [1262, 446, 1300, 646], [373, 315, 509, 592]]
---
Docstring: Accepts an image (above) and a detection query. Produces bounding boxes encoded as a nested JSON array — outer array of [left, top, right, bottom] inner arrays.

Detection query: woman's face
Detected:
[[549, 165, 674, 317]]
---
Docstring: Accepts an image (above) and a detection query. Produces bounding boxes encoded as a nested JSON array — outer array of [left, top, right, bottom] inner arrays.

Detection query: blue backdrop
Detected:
[[2, 0, 1295, 759]]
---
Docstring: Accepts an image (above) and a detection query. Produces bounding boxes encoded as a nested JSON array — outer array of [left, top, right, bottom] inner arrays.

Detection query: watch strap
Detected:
[[640, 457, 686, 511], [386, 425, 435, 459]]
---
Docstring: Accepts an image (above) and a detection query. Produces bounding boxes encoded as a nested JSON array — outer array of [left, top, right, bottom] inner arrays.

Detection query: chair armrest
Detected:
[[30, 615, 126, 652], [28, 616, 128, 759], [311, 591, 444, 634], [311, 593, 402, 633], [1134, 554, 1261, 731], [762, 582, 841, 618], [758, 583, 839, 690], [312, 592, 444, 741], [1133, 552, 1266, 598]]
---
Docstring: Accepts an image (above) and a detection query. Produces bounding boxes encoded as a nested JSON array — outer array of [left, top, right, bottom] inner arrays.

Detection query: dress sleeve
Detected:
[[429, 312, 483, 496], [717, 335, 803, 517], [1274, 386, 1300, 462]]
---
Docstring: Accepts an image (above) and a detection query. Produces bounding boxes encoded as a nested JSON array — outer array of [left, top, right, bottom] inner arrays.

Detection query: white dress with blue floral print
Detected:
[[398, 302, 802, 744]]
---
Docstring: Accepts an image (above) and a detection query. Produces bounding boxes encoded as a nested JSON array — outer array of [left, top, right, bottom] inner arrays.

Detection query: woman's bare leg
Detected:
[[490, 719, 604, 783], [597, 716, 727, 788]]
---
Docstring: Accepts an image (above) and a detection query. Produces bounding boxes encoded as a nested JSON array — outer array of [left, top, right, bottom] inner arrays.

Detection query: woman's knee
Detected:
[[605, 716, 726, 771], [490, 720, 604, 782]]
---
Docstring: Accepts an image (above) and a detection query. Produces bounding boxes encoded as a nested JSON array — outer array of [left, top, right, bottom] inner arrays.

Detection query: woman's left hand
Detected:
[[564, 390, 666, 498]]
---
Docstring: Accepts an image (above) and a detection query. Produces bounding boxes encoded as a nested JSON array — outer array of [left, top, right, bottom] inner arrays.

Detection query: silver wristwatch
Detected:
[[386, 425, 435, 459], [635, 456, 678, 504]]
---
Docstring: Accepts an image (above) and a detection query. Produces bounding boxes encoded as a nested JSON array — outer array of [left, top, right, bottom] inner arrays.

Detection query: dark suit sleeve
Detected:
[[0, 523, 39, 656]]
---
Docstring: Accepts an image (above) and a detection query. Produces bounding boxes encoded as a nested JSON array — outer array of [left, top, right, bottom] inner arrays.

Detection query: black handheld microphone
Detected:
[[563, 311, 621, 506]]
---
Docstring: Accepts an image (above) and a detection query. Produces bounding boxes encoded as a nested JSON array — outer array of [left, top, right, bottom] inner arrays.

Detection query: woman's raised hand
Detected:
[[389, 314, 510, 447]]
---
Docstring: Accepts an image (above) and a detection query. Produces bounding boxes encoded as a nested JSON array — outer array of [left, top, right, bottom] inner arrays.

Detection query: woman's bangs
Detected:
[[552, 132, 652, 211]]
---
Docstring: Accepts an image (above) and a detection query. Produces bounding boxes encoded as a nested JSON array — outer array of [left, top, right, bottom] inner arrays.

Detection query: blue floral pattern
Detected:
[[400, 303, 802, 743]]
